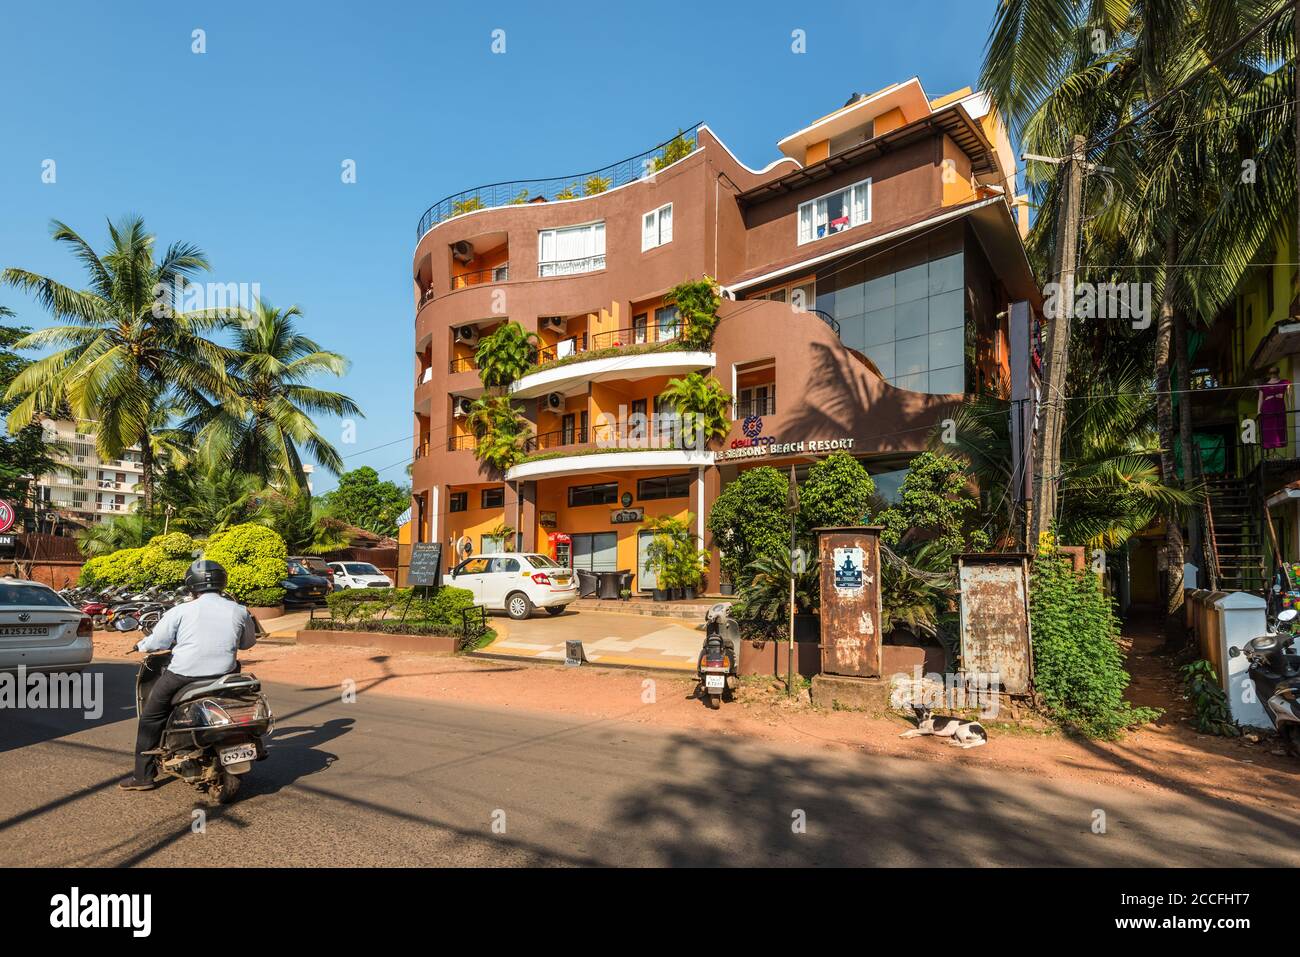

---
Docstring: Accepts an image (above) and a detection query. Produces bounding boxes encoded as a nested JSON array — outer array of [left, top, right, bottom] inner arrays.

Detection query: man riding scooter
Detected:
[[118, 558, 258, 791]]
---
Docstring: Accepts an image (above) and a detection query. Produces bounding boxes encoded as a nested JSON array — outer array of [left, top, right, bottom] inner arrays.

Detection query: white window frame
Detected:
[[641, 203, 673, 252], [797, 178, 871, 246], [538, 221, 606, 277]]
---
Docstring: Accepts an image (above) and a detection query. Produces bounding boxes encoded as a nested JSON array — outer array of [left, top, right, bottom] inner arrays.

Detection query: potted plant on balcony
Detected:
[[665, 277, 721, 351], [657, 373, 731, 450]]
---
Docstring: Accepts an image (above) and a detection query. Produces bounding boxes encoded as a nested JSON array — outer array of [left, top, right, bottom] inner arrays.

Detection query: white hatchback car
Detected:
[[446, 553, 578, 620], [0, 577, 93, 672], [327, 561, 394, 590]]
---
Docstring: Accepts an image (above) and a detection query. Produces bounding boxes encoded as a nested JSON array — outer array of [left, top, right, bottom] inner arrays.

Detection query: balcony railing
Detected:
[[416, 124, 703, 238], [451, 263, 509, 290], [533, 322, 686, 365], [735, 394, 776, 419], [538, 254, 606, 278], [522, 420, 697, 455], [448, 434, 478, 452], [448, 354, 479, 374]]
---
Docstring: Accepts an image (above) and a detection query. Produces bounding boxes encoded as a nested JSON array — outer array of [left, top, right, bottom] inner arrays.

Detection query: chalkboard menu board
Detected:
[[407, 542, 443, 588]]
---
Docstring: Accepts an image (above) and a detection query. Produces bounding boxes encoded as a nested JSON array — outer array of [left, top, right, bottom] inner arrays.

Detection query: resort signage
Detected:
[[715, 436, 856, 463], [610, 507, 644, 524]]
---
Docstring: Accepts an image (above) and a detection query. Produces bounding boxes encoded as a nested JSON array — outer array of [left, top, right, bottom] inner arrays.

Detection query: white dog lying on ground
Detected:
[[899, 704, 989, 749]]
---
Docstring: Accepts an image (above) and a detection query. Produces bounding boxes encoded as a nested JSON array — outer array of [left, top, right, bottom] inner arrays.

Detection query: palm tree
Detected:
[[475, 321, 538, 388], [257, 489, 352, 554], [1, 217, 235, 511], [188, 300, 360, 488], [981, 0, 1292, 624], [78, 513, 159, 557], [465, 393, 529, 473], [658, 373, 731, 447], [157, 462, 263, 535]]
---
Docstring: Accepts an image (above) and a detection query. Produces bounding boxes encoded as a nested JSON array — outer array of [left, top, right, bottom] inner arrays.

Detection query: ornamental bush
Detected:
[[1029, 550, 1160, 738], [202, 523, 289, 601], [325, 586, 475, 630], [708, 466, 790, 587], [796, 450, 875, 535], [137, 532, 197, 588]]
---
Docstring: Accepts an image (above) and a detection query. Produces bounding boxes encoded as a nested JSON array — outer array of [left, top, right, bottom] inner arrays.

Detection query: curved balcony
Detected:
[[416, 124, 702, 239], [512, 324, 713, 400]]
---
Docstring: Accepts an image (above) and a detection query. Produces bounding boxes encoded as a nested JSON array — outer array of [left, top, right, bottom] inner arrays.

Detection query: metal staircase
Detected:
[[1202, 476, 1266, 592]]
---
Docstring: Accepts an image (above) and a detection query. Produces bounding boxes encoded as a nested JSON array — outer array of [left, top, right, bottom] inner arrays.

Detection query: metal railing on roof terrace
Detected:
[[415, 123, 703, 240]]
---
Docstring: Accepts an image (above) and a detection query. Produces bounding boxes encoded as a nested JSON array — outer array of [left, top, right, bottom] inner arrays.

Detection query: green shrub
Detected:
[[1179, 660, 1239, 736], [326, 585, 475, 629], [708, 466, 790, 587], [1029, 551, 1160, 738], [202, 523, 289, 601], [245, 586, 286, 608], [797, 450, 875, 535]]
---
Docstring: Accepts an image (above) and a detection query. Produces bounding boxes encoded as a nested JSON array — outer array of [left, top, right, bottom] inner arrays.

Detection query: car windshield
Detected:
[[525, 555, 561, 568], [344, 563, 380, 575], [0, 583, 71, 607]]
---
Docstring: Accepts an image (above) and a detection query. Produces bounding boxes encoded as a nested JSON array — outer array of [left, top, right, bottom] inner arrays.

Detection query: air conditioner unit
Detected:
[[454, 325, 480, 346], [451, 240, 475, 264], [543, 392, 565, 412], [452, 397, 474, 417], [540, 316, 566, 333]]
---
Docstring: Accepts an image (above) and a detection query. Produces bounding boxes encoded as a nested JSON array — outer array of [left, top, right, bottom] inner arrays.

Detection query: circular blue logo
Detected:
[[742, 415, 764, 439]]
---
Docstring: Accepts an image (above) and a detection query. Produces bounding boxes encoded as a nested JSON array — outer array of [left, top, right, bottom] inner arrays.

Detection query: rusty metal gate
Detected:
[[956, 553, 1032, 695], [816, 527, 882, 678]]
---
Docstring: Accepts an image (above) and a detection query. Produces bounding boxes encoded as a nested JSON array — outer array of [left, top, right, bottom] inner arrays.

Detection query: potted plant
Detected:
[[643, 514, 693, 601], [245, 586, 286, 621], [678, 545, 709, 600]]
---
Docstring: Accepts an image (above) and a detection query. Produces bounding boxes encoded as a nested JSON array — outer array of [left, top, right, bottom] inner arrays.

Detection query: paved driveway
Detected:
[[483, 609, 702, 670]]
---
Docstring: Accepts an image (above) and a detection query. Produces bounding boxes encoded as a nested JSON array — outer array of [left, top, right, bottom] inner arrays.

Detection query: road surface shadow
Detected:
[[0, 662, 136, 754]]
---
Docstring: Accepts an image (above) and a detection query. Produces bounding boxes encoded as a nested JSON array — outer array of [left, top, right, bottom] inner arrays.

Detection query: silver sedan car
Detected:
[[0, 577, 93, 672]]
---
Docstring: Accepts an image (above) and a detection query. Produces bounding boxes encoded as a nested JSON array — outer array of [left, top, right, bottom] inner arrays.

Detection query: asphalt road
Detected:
[[2, 660, 1297, 867]]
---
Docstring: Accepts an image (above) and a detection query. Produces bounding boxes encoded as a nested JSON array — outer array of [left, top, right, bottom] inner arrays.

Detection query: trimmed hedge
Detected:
[[80, 532, 198, 590], [202, 524, 289, 601], [326, 586, 476, 628]]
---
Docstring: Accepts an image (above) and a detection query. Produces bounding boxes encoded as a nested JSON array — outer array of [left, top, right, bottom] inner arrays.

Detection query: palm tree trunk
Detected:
[[1175, 305, 1200, 581], [1156, 228, 1185, 643], [140, 438, 154, 517]]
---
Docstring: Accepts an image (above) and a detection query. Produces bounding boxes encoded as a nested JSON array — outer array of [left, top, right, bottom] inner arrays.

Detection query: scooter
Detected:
[[1237, 607, 1300, 756], [697, 602, 740, 710], [116, 615, 274, 804]]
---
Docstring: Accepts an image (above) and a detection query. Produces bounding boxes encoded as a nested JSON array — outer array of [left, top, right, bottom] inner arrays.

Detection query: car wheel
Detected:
[[506, 592, 532, 620], [545, 606, 566, 617]]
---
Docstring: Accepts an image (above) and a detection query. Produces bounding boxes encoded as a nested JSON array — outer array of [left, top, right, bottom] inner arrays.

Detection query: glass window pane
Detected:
[[832, 278, 862, 317], [838, 314, 866, 352], [928, 289, 964, 332], [862, 273, 894, 312], [895, 298, 927, 337], [864, 307, 894, 347], [929, 327, 964, 370], [895, 335, 928, 376], [895, 264, 928, 304], [894, 371, 929, 392], [928, 252, 963, 295], [865, 343, 894, 379], [928, 365, 964, 395]]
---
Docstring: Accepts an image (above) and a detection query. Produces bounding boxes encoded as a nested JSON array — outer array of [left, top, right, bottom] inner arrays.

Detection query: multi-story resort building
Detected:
[[36, 418, 145, 529], [411, 78, 1040, 592]]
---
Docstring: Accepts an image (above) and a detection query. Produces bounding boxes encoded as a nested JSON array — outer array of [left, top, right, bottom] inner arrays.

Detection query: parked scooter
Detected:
[[116, 615, 274, 803], [1235, 607, 1300, 756], [697, 602, 741, 710]]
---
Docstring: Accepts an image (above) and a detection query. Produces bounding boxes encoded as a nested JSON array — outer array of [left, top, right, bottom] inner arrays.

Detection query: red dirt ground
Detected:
[[95, 613, 1297, 811]]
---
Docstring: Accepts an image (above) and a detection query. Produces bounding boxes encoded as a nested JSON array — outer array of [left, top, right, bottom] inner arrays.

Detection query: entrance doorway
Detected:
[[571, 532, 617, 571]]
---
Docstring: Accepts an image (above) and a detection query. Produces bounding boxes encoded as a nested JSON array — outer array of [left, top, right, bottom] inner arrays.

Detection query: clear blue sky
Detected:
[[0, 0, 997, 494]]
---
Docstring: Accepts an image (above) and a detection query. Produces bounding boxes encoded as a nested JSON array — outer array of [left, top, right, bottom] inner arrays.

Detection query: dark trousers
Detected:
[[133, 669, 225, 780]]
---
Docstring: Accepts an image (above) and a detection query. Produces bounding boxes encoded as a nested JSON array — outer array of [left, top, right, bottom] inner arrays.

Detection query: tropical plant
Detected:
[[466, 394, 529, 472], [157, 462, 262, 535], [1030, 545, 1161, 738], [324, 466, 409, 537], [78, 513, 160, 557], [876, 451, 990, 553], [486, 521, 516, 552], [1179, 659, 1240, 736], [653, 130, 695, 171], [657, 373, 731, 447], [186, 300, 359, 488], [202, 522, 290, 600], [554, 183, 580, 200], [476, 322, 539, 388], [583, 175, 612, 196], [734, 552, 820, 623], [452, 196, 486, 216], [256, 489, 352, 555], [665, 277, 721, 351], [944, 365, 1193, 549], [879, 541, 955, 639], [642, 514, 705, 590], [2, 216, 237, 510], [708, 466, 790, 587], [797, 450, 876, 535]]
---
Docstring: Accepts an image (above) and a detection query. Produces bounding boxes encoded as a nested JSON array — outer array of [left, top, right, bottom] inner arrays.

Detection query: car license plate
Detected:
[[220, 744, 257, 767], [0, 625, 49, 637], [704, 674, 725, 690]]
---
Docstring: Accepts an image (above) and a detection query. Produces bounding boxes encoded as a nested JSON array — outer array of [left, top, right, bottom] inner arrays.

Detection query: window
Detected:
[[798, 179, 871, 245], [481, 487, 504, 509], [633, 313, 648, 344], [642, 203, 673, 251], [449, 492, 468, 513], [737, 383, 775, 417], [568, 482, 618, 507], [538, 222, 605, 277], [488, 557, 520, 573], [455, 557, 490, 575], [655, 305, 681, 340], [637, 474, 691, 501]]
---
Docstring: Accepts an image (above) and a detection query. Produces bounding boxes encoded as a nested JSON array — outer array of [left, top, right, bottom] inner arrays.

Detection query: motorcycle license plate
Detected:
[[704, 674, 726, 691], [220, 744, 257, 767]]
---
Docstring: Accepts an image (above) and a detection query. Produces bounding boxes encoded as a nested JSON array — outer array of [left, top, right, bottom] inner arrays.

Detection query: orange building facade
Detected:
[[410, 78, 1039, 592]]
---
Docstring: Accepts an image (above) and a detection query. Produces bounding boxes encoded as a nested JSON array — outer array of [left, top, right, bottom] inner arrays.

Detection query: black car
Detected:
[[288, 555, 335, 587], [282, 560, 331, 607]]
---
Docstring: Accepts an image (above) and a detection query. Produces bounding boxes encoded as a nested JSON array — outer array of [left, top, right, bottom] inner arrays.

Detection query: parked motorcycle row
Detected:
[[58, 583, 190, 634], [1235, 607, 1300, 756]]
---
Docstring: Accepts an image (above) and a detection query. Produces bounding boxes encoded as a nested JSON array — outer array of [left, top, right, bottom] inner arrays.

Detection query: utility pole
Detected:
[[1028, 134, 1087, 548]]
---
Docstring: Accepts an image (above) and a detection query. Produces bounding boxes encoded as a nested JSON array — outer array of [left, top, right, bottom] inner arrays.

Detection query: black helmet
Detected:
[[185, 558, 227, 595]]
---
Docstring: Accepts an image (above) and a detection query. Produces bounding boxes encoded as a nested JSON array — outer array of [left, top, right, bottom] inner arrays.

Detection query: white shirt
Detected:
[[136, 592, 257, 677]]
